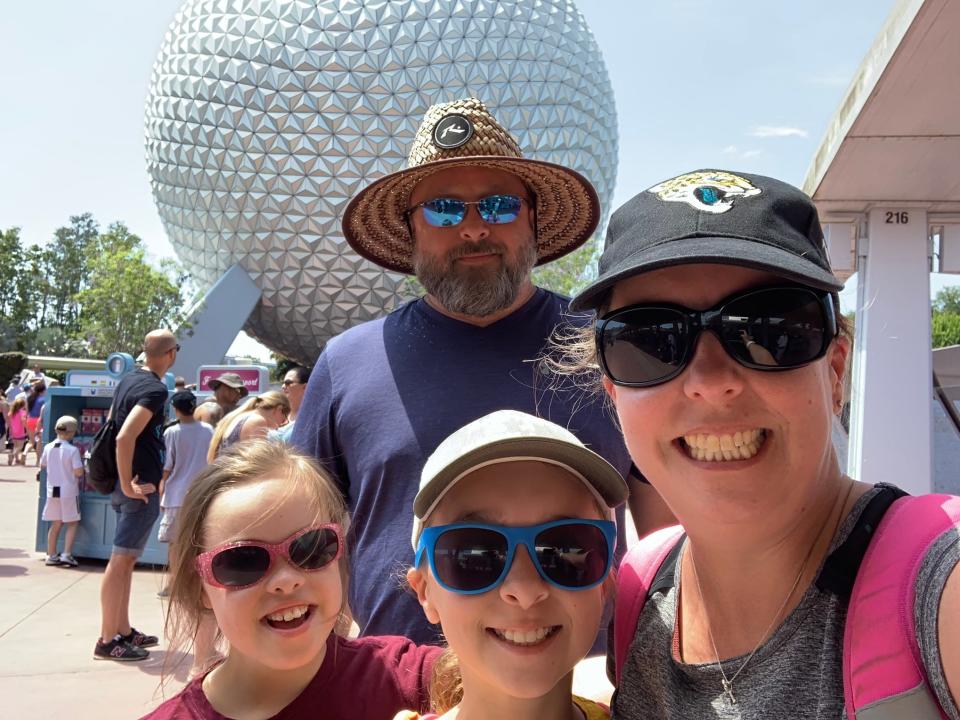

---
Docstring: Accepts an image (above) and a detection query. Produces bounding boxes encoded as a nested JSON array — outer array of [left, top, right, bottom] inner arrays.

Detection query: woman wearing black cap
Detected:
[[561, 171, 959, 718]]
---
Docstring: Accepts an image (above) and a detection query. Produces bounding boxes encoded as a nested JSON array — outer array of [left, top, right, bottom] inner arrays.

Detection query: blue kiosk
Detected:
[[34, 353, 175, 565]]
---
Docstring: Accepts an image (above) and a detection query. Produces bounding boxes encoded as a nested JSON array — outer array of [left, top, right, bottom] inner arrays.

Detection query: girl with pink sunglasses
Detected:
[[140, 440, 440, 720]]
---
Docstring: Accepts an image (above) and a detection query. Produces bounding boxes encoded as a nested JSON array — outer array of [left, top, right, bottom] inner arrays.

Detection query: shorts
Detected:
[[26, 417, 40, 437], [42, 496, 81, 523], [111, 489, 161, 556], [157, 507, 179, 543]]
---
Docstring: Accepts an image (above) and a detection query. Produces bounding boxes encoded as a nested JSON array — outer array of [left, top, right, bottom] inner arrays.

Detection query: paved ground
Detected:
[[0, 456, 187, 719]]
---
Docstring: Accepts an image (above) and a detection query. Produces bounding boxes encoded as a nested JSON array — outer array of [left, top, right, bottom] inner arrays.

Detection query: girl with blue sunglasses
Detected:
[[399, 410, 629, 720]]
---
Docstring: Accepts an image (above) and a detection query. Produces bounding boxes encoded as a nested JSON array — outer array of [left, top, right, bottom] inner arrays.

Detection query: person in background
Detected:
[[5, 375, 21, 404], [41, 415, 85, 568], [158, 389, 216, 672], [206, 372, 248, 417], [158, 391, 214, 550], [26, 363, 46, 386], [0, 393, 8, 452], [25, 381, 46, 462], [7, 397, 28, 466], [207, 390, 289, 461], [95, 330, 177, 662], [269, 366, 310, 443], [193, 402, 224, 428], [173, 377, 186, 391]]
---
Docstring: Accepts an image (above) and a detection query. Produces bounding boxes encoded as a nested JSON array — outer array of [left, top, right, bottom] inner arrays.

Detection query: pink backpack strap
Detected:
[[845, 493, 960, 719], [613, 525, 684, 684]]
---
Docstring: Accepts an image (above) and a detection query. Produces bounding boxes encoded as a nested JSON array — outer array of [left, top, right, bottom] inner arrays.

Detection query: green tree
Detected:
[[532, 240, 599, 297], [32, 326, 89, 357], [270, 352, 301, 381], [47, 213, 99, 333], [0, 227, 23, 320], [97, 221, 141, 255], [77, 241, 187, 357], [8, 244, 55, 350], [933, 286, 960, 314], [933, 311, 960, 348], [931, 285, 960, 348]]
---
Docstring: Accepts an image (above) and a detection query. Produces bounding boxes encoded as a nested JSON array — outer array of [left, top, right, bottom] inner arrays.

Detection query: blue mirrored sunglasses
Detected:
[[415, 519, 616, 595], [407, 194, 527, 227]]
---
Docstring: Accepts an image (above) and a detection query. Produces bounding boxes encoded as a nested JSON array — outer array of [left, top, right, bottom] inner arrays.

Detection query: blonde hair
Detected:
[[207, 390, 290, 461], [161, 440, 349, 685]]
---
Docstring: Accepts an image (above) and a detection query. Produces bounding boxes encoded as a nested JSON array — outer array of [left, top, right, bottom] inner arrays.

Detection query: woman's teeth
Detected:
[[266, 605, 309, 623], [493, 627, 557, 645], [682, 429, 766, 462]]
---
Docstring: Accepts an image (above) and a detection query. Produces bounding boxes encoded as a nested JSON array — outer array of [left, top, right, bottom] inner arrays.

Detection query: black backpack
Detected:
[[86, 417, 119, 494]]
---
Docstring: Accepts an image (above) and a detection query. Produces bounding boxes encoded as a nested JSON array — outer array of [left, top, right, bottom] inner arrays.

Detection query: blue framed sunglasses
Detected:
[[415, 519, 616, 595], [407, 194, 527, 228]]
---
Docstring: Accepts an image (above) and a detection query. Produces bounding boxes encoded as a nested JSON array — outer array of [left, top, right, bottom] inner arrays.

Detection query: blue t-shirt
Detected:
[[28, 394, 45, 419], [292, 289, 632, 644]]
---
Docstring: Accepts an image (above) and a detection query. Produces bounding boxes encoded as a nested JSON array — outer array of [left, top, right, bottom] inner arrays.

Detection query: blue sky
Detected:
[[1, 0, 954, 358]]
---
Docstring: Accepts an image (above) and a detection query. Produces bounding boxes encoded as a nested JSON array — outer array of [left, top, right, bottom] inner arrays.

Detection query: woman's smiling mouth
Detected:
[[679, 429, 768, 462]]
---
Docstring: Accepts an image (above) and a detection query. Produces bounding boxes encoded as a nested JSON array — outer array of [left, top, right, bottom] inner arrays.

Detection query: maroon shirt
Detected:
[[140, 635, 440, 719]]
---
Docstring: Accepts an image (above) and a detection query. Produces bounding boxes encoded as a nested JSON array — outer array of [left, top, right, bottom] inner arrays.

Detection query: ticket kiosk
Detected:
[[35, 354, 174, 564]]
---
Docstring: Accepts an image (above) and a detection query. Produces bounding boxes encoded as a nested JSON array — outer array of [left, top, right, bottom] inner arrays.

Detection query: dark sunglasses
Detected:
[[596, 286, 837, 388], [195, 524, 342, 590], [407, 194, 527, 228], [281, 379, 301, 386], [415, 519, 616, 595]]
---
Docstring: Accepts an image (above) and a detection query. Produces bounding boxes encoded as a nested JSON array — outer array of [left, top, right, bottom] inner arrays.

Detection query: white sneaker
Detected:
[[44, 555, 60, 566], [59, 554, 78, 567]]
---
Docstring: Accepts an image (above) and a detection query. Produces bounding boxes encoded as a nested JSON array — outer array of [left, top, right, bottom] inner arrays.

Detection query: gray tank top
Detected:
[[218, 414, 250, 454], [612, 487, 960, 719]]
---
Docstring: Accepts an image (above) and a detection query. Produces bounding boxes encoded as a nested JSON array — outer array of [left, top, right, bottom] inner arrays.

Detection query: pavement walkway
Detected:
[[1, 456, 188, 719]]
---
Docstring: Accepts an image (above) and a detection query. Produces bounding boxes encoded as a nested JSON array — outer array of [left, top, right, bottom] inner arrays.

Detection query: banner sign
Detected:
[[197, 365, 269, 395]]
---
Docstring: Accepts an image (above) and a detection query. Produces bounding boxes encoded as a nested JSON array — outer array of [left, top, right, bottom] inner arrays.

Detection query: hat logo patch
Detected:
[[432, 113, 474, 150], [648, 171, 761, 214]]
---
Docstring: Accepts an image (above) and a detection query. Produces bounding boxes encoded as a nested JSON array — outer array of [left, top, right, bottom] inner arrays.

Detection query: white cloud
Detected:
[[749, 126, 809, 138], [719, 145, 761, 160]]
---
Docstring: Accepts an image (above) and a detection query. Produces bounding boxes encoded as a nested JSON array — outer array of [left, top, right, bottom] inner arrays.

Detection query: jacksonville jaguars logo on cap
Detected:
[[648, 171, 761, 214], [432, 113, 474, 150]]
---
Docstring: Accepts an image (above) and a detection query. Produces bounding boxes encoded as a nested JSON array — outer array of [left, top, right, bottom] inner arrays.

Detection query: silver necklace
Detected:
[[686, 480, 855, 705]]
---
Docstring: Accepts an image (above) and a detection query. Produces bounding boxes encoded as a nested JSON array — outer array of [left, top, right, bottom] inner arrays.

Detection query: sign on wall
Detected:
[[197, 365, 269, 395]]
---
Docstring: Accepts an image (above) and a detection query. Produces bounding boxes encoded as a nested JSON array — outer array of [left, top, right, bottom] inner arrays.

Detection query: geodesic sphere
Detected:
[[145, 0, 618, 365]]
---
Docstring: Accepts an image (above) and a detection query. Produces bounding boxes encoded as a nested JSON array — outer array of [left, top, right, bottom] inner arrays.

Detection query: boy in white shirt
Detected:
[[41, 416, 85, 567]]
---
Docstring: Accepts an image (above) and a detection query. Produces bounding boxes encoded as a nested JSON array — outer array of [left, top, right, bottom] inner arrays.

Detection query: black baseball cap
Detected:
[[570, 169, 844, 312], [170, 390, 197, 413]]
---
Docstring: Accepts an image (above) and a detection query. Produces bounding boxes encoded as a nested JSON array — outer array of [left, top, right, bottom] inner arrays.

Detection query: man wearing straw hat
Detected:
[[293, 97, 671, 646]]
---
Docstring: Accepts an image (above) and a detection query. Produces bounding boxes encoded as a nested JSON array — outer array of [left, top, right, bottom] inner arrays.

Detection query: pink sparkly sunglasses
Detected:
[[195, 524, 343, 590]]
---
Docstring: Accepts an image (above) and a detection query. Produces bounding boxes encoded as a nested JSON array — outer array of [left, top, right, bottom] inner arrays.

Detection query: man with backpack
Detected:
[[94, 329, 176, 662]]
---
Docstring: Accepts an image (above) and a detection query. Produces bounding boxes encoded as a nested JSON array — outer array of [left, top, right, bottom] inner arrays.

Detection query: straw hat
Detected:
[[342, 97, 601, 274]]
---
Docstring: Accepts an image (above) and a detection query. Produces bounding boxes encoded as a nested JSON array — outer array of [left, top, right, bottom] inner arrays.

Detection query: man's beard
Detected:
[[413, 237, 538, 317]]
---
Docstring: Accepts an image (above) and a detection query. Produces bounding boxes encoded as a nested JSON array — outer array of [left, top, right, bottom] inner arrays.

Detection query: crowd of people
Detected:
[[2, 364, 50, 466], [22, 97, 960, 719]]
